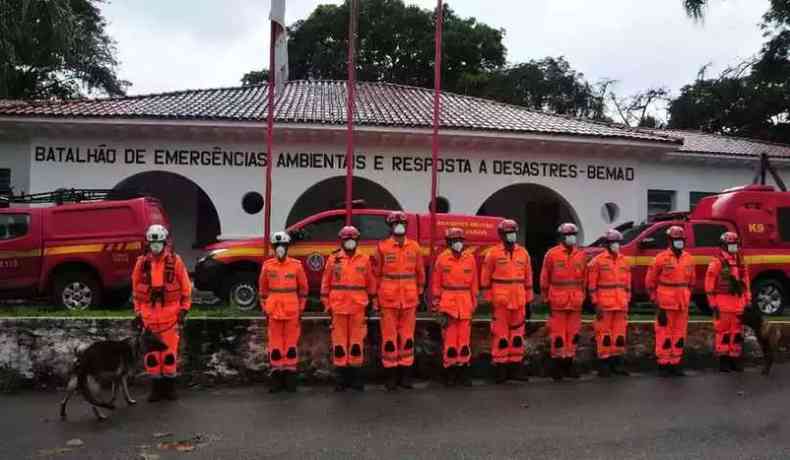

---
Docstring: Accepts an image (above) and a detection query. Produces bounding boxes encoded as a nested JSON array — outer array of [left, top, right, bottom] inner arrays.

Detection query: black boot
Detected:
[[398, 366, 414, 389], [719, 356, 731, 373], [494, 364, 508, 384], [147, 379, 163, 403], [444, 366, 458, 387], [284, 371, 298, 392], [611, 356, 630, 376], [457, 365, 473, 387], [550, 358, 564, 382], [269, 370, 285, 393], [385, 367, 399, 392], [565, 358, 581, 379], [349, 367, 365, 392], [731, 356, 744, 373], [163, 377, 178, 401], [334, 368, 348, 392], [670, 364, 686, 377], [597, 358, 611, 378], [508, 363, 529, 382]]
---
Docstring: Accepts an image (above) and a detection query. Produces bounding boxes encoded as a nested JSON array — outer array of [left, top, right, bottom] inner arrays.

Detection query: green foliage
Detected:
[[0, 0, 128, 99], [241, 69, 269, 86]]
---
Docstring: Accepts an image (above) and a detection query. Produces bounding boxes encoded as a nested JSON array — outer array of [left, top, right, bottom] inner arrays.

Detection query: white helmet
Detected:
[[146, 224, 169, 243], [270, 231, 291, 245]]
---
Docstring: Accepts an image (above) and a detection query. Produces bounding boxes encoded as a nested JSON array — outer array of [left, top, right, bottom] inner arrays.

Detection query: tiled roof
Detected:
[[0, 81, 677, 144], [652, 129, 790, 159]]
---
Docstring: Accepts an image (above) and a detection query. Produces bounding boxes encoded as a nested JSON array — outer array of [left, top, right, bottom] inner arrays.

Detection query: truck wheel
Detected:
[[752, 278, 786, 316], [225, 272, 259, 311], [53, 271, 102, 311]]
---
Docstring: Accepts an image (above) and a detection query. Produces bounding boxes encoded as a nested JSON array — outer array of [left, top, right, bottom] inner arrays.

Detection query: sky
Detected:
[[103, 0, 769, 108]]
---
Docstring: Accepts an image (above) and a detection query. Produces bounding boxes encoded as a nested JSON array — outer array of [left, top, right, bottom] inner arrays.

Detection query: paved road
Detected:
[[2, 366, 789, 460]]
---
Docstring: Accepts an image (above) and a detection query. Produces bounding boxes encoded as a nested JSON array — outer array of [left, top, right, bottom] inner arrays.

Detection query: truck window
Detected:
[[300, 215, 345, 242], [0, 214, 30, 240], [354, 215, 390, 240], [693, 223, 728, 247], [639, 224, 670, 250], [779, 207, 790, 242]]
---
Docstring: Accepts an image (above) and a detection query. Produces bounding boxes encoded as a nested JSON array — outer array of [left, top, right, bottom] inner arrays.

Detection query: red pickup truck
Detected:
[[0, 193, 168, 310], [585, 185, 790, 315], [195, 209, 503, 310]]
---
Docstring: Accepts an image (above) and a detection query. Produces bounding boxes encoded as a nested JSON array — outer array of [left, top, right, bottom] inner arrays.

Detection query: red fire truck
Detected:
[[194, 209, 503, 310]]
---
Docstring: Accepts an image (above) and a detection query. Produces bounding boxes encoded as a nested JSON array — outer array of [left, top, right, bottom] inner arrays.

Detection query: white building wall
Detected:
[[0, 139, 31, 194]]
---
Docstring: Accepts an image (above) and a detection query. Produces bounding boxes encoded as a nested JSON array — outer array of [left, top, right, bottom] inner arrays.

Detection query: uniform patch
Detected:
[[306, 252, 325, 272]]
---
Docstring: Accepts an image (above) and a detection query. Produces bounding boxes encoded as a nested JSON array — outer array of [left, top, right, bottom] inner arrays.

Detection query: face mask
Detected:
[[343, 239, 357, 251], [393, 224, 406, 236], [451, 241, 464, 253], [672, 240, 685, 250], [609, 242, 620, 254], [564, 235, 577, 246], [275, 246, 287, 259], [727, 244, 738, 254], [505, 232, 517, 243], [150, 242, 164, 255]]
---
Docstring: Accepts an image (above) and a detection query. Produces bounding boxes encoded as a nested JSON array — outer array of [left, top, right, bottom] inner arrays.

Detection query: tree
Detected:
[[0, 0, 128, 99], [241, 69, 269, 86], [283, 0, 505, 94], [609, 87, 670, 128]]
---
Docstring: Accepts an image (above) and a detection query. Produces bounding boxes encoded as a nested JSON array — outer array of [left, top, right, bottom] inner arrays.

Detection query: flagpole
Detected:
[[429, 0, 443, 265], [264, 20, 277, 256], [345, 0, 359, 226]]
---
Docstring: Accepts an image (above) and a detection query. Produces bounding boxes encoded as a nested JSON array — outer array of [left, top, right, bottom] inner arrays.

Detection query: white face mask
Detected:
[[727, 244, 738, 254], [505, 232, 517, 243], [275, 246, 287, 259], [343, 239, 357, 251], [451, 241, 464, 253], [609, 242, 620, 254], [149, 242, 164, 255], [393, 224, 406, 236], [564, 235, 577, 246], [672, 240, 685, 250]]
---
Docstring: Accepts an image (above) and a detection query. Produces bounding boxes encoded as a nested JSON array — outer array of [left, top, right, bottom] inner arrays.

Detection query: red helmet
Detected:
[[605, 229, 623, 242], [445, 227, 465, 240], [666, 225, 685, 239], [385, 211, 408, 225], [338, 226, 360, 240], [720, 232, 739, 244], [558, 222, 578, 235], [498, 219, 519, 234]]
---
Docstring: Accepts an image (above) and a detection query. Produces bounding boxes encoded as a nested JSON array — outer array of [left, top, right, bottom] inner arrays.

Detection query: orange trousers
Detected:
[[442, 317, 472, 368], [548, 310, 582, 358], [714, 312, 744, 358], [144, 324, 179, 378], [331, 312, 367, 367], [594, 311, 628, 359], [268, 318, 301, 371], [380, 307, 417, 368], [491, 306, 526, 364], [655, 309, 688, 365]]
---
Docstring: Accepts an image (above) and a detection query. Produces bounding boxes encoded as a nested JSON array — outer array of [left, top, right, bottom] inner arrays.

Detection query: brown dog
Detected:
[[739, 307, 782, 375]]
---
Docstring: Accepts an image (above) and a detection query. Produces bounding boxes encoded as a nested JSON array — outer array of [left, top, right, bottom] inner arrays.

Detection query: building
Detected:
[[1, 81, 788, 268]]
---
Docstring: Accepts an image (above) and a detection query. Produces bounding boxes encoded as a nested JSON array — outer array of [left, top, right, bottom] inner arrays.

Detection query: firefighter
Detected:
[[374, 211, 425, 391], [321, 226, 377, 392], [646, 225, 696, 377], [481, 219, 534, 383], [432, 227, 479, 387], [131, 224, 191, 402], [540, 222, 586, 380], [706, 231, 751, 373], [587, 229, 632, 377], [259, 231, 309, 393]]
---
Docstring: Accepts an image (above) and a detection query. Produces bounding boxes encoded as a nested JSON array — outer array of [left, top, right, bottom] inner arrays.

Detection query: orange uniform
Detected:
[[259, 257, 309, 371], [374, 237, 425, 368], [481, 243, 534, 364], [432, 249, 479, 368], [646, 249, 696, 365], [132, 251, 191, 377], [540, 244, 587, 359], [321, 251, 377, 367], [587, 251, 631, 358], [705, 252, 751, 358]]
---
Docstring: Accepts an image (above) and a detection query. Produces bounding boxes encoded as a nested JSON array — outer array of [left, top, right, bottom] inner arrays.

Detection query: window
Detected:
[[693, 223, 728, 247], [354, 215, 390, 240], [0, 214, 30, 240], [647, 190, 675, 217], [639, 224, 670, 250], [690, 191, 716, 210], [298, 215, 345, 242], [778, 207, 790, 242], [0, 169, 10, 193]]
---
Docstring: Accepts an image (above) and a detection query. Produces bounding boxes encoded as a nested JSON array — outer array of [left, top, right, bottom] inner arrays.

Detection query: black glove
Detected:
[[131, 315, 143, 331], [712, 306, 720, 320], [595, 309, 603, 321], [177, 309, 188, 325], [435, 313, 449, 329], [524, 304, 532, 323], [657, 309, 668, 327]]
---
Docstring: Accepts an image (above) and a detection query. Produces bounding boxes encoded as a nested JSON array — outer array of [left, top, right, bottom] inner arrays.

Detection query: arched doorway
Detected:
[[477, 183, 581, 289], [113, 171, 221, 270], [286, 176, 402, 227]]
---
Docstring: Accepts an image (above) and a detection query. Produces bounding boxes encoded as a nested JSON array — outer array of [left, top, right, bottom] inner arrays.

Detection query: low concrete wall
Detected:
[[1, 317, 788, 390]]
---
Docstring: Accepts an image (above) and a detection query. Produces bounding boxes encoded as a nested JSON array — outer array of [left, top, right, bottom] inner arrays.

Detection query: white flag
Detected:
[[270, 0, 288, 94]]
